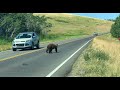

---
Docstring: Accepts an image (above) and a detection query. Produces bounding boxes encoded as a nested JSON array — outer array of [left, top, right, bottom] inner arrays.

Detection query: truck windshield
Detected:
[[16, 34, 32, 39]]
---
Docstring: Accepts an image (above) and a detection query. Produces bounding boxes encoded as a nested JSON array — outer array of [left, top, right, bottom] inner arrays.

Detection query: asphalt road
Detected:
[[0, 36, 95, 77]]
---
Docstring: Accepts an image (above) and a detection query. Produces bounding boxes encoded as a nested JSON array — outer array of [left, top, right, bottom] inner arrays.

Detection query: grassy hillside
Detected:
[[34, 13, 113, 37], [0, 13, 113, 52], [68, 34, 120, 77]]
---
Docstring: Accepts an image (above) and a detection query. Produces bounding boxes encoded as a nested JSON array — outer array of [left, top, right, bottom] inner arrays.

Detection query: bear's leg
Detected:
[[55, 47, 57, 53], [49, 48, 52, 53]]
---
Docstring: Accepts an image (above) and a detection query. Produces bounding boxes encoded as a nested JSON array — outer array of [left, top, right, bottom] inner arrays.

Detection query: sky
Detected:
[[71, 13, 120, 20]]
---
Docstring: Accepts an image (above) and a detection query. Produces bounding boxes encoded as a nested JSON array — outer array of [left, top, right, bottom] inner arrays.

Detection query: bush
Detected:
[[110, 15, 120, 38], [84, 53, 91, 61], [84, 49, 109, 61], [93, 50, 109, 61]]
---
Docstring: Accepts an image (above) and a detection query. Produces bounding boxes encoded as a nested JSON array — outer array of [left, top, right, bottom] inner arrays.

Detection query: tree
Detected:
[[110, 15, 120, 38], [0, 13, 52, 39], [106, 19, 115, 22]]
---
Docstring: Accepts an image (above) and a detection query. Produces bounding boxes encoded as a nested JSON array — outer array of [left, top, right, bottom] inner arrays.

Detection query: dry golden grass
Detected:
[[68, 34, 120, 77], [0, 45, 11, 52], [93, 38, 120, 56], [34, 13, 113, 36], [33, 13, 74, 17]]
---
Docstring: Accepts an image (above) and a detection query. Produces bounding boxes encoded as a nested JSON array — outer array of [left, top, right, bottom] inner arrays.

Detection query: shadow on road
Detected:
[[46, 51, 60, 54], [18, 47, 45, 51]]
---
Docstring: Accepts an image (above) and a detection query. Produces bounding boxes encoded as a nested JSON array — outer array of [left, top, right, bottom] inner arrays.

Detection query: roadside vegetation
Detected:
[[68, 14, 120, 77], [0, 38, 11, 51], [68, 34, 120, 77], [0, 13, 113, 52]]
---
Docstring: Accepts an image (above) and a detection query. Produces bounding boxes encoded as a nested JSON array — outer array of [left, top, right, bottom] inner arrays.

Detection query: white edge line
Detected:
[[46, 39, 93, 77]]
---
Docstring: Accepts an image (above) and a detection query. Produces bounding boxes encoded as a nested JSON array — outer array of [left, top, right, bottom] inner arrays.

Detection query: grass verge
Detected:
[[68, 34, 120, 77]]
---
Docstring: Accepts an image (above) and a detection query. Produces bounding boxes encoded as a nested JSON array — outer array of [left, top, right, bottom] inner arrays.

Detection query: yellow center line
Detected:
[[0, 48, 45, 62]]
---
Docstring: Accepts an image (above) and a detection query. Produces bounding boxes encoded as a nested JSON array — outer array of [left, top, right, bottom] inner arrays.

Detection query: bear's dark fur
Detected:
[[46, 44, 58, 53]]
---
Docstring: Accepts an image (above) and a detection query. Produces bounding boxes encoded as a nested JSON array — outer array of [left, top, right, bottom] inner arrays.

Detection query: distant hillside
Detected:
[[34, 13, 113, 37]]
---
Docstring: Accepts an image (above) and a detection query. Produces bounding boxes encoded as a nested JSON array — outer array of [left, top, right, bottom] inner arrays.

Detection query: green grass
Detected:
[[0, 38, 11, 45], [40, 33, 87, 43], [0, 38, 12, 52]]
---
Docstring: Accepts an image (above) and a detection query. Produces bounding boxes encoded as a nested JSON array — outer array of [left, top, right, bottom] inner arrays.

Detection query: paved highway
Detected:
[[0, 36, 95, 77]]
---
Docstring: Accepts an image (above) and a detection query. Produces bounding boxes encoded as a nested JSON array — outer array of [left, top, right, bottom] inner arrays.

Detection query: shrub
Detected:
[[110, 15, 120, 38]]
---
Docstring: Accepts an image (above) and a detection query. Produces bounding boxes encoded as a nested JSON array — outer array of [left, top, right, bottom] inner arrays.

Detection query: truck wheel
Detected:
[[36, 41, 40, 49], [13, 48, 16, 51], [30, 43, 34, 50]]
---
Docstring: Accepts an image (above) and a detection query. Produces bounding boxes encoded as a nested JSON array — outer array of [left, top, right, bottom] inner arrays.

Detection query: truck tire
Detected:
[[13, 48, 17, 51], [30, 43, 34, 50], [36, 41, 40, 49]]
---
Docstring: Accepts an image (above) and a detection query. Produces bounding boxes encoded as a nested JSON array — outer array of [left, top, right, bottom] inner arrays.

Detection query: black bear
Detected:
[[46, 43, 58, 53]]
